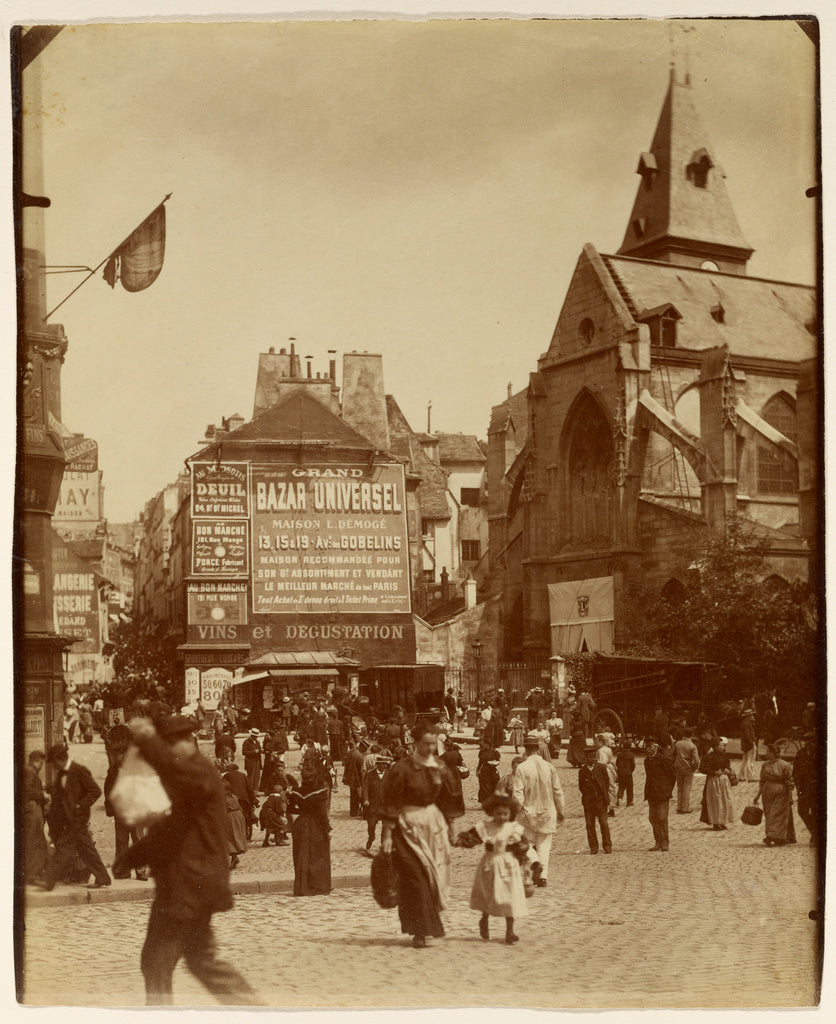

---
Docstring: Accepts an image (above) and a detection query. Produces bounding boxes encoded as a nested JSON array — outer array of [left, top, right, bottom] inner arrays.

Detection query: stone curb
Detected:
[[24, 871, 371, 910]]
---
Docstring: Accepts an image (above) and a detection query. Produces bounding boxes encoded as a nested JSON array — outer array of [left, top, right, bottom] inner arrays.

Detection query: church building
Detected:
[[486, 70, 817, 666]]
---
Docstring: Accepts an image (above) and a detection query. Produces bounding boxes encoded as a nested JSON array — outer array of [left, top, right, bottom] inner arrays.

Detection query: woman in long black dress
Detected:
[[381, 724, 458, 948], [438, 739, 467, 821], [287, 760, 331, 896]]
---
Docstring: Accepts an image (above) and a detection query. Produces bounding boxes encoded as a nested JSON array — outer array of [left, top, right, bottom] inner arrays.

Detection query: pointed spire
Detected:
[[617, 76, 753, 274]]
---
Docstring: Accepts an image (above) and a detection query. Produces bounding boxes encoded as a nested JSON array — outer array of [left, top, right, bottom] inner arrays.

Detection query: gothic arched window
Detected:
[[564, 394, 614, 544], [757, 393, 798, 495]]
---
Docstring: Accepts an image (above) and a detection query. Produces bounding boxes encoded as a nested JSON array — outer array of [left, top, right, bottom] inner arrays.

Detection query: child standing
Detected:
[[259, 782, 289, 847], [469, 794, 529, 944], [615, 742, 636, 807], [507, 715, 525, 754]]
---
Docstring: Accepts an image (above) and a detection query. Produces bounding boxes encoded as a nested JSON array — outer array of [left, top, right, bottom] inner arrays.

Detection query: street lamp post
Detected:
[[471, 639, 482, 705]]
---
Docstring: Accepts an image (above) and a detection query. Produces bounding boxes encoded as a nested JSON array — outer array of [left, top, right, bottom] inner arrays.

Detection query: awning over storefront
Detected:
[[246, 651, 360, 668], [548, 576, 614, 654]]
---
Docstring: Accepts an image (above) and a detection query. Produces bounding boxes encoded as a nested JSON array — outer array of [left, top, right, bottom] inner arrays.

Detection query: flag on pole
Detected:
[[103, 196, 169, 292]]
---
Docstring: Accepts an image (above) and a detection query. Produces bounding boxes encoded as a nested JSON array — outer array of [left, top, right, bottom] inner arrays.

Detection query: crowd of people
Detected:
[[21, 681, 820, 1001]]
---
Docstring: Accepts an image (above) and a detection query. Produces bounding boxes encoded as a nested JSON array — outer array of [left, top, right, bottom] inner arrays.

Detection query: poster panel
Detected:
[[251, 463, 411, 615], [191, 462, 250, 518], [24, 706, 45, 758], [201, 667, 233, 710], [192, 520, 249, 576], [184, 667, 200, 705]]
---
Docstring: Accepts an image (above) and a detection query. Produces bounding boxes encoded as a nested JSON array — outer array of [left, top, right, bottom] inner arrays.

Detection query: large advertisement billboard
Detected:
[[251, 463, 411, 615]]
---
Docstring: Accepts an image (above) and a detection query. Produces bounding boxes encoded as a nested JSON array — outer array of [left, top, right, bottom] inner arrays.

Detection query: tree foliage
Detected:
[[106, 616, 181, 705], [625, 516, 819, 721]]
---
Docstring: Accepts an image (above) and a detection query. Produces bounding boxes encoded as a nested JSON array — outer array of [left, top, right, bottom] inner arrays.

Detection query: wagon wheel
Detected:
[[593, 708, 624, 738]]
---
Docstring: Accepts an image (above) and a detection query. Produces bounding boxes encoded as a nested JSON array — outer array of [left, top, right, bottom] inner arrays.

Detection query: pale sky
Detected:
[[21, 14, 817, 523]]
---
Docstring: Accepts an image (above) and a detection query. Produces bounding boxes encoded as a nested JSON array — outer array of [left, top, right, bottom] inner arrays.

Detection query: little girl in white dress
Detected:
[[469, 793, 529, 944]]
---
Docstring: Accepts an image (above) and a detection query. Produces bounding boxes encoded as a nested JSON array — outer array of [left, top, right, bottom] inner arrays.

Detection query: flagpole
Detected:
[[44, 193, 171, 321]]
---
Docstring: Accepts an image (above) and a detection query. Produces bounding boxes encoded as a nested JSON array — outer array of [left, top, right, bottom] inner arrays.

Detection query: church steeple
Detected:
[[617, 70, 753, 275]]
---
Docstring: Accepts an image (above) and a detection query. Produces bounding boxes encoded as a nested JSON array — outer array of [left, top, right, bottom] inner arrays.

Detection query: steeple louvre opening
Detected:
[[617, 76, 753, 275]]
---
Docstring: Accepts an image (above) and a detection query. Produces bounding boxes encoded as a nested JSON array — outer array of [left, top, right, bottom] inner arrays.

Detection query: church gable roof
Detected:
[[618, 75, 752, 263], [603, 255, 816, 361]]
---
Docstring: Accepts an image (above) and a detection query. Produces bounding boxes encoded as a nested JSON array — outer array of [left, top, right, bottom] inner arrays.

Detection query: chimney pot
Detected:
[[268, 346, 275, 354], [507, 382, 512, 400]]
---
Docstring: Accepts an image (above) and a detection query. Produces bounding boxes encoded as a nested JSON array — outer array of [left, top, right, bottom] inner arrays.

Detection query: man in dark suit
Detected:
[[578, 745, 612, 854], [116, 715, 258, 1005], [43, 743, 111, 890], [643, 739, 677, 852]]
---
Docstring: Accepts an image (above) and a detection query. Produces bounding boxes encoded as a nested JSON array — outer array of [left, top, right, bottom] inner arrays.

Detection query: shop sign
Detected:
[[191, 462, 250, 518], [184, 649, 245, 666], [184, 668, 200, 705], [54, 470, 101, 523], [187, 581, 248, 626], [24, 706, 45, 758], [251, 463, 411, 615], [192, 521, 249, 576], [65, 436, 98, 473], [53, 568, 99, 653], [201, 667, 234, 710]]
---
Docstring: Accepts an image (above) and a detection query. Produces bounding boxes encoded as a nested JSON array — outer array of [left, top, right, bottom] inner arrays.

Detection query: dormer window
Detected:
[[686, 148, 714, 190], [636, 151, 658, 191], [637, 303, 682, 347], [710, 303, 725, 324]]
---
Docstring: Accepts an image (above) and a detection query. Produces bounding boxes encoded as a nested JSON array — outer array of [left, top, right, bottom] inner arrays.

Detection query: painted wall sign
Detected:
[[54, 470, 102, 523], [251, 463, 411, 615], [53, 568, 99, 652], [191, 520, 249, 576], [191, 462, 250, 518]]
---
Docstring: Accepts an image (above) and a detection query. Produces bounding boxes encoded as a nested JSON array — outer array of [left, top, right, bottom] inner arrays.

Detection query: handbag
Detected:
[[109, 744, 172, 828], [741, 804, 763, 826], [370, 851, 400, 909], [726, 769, 738, 787], [457, 765, 470, 780]]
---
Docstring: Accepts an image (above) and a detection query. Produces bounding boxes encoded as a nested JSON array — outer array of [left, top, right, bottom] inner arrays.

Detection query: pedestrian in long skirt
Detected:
[[470, 794, 528, 945], [699, 738, 736, 831]]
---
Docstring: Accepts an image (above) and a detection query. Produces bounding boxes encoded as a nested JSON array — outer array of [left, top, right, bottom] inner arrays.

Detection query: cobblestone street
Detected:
[[20, 737, 820, 1008]]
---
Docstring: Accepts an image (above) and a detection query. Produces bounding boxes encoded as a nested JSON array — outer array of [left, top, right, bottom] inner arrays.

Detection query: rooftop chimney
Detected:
[[507, 382, 512, 400], [341, 352, 391, 452], [464, 576, 477, 610], [328, 350, 337, 381]]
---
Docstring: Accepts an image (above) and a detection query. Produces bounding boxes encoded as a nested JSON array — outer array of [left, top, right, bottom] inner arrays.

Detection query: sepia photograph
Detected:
[[12, 6, 823, 1010]]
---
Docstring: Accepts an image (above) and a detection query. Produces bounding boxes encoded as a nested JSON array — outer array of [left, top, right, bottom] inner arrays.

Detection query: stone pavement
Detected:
[[20, 735, 820, 1007]]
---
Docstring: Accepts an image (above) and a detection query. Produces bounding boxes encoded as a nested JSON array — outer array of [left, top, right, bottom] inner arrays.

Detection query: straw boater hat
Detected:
[[249, 727, 260, 735]]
